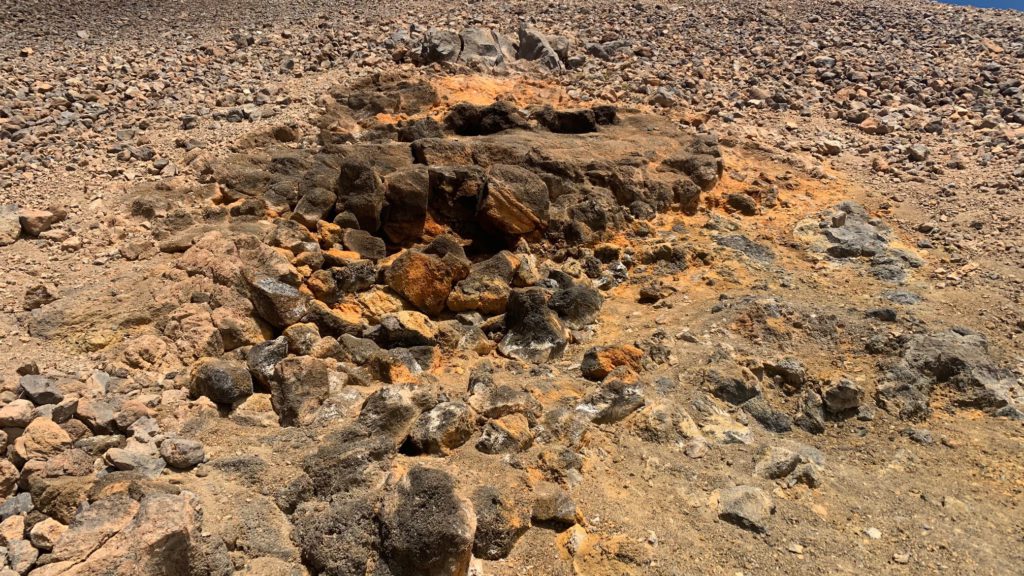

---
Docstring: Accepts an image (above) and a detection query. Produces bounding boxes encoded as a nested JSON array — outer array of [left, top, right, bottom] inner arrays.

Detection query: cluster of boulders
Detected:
[[22, 76, 720, 569], [703, 356, 871, 437], [389, 24, 580, 71], [0, 206, 66, 248], [142, 75, 722, 432], [287, 382, 581, 574], [121, 75, 712, 403], [4, 78, 733, 573], [0, 362, 221, 575], [3, 0, 1024, 571], [873, 329, 1023, 421], [700, 292, 1024, 442], [795, 201, 924, 284]]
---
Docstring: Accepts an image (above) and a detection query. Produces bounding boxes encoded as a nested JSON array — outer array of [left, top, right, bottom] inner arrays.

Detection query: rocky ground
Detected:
[[1, 0, 1023, 575]]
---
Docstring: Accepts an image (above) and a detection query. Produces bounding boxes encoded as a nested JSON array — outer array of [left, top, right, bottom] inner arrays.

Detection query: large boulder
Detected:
[[382, 166, 430, 245], [471, 485, 530, 560], [418, 28, 462, 64], [341, 229, 386, 260], [302, 434, 395, 498], [531, 483, 577, 528], [427, 166, 485, 228], [334, 259, 379, 293], [397, 117, 445, 142], [373, 311, 439, 348], [878, 329, 1020, 419], [479, 164, 550, 236], [160, 438, 206, 470], [444, 102, 529, 137], [248, 277, 310, 329], [385, 250, 463, 316], [0, 398, 34, 427], [447, 251, 518, 315], [292, 495, 380, 576], [19, 207, 66, 237], [291, 186, 336, 229], [412, 139, 475, 166], [19, 374, 63, 405], [516, 26, 565, 70], [718, 485, 774, 533], [498, 288, 569, 363], [581, 345, 644, 380], [404, 401, 475, 455], [458, 28, 515, 66], [822, 378, 864, 414], [336, 160, 386, 232], [476, 414, 533, 454], [379, 466, 476, 576], [357, 387, 424, 446], [534, 107, 598, 134], [547, 283, 602, 329], [662, 153, 723, 192], [189, 358, 254, 408], [246, 336, 289, 389], [270, 356, 331, 426], [467, 382, 542, 422], [0, 204, 20, 246], [705, 367, 761, 405], [0, 459, 18, 499], [17, 417, 72, 460], [40, 492, 225, 576]]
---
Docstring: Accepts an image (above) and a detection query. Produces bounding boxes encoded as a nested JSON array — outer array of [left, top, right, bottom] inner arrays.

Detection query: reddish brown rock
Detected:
[[478, 164, 549, 236], [19, 207, 66, 237], [385, 250, 461, 316], [16, 417, 72, 460], [580, 345, 645, 381]]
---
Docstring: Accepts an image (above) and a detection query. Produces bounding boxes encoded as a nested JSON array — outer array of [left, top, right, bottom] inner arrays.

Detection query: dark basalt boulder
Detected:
[[292, 495, 380, 576], [516, 26, 565, 70], [478, 164, 550, 236], [416, 28, 462, 64], [547, 283, 602, 329], [248, 277, 310, 328], [498, 288, 568, 363], [189, 358, 254, 408], [458, 28, 515, 67], [336, 160, 386, 232], [379, 466, 476, 576], [661, 153, 723, 191], [534, 106, 598, 134], [445, 101, 530, 136], [382, 166, 430, 245]]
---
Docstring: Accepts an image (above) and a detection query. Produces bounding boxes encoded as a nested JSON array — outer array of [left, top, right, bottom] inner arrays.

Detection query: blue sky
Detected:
[[943, 0, 1023, 9]]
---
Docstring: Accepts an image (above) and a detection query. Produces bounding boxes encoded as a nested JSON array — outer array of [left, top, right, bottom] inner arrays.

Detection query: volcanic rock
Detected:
[[379, 466, 476, 576], [404, 401, 475, 455], [498, 288, 569, 363], [718, 485, 774, 533], [385, 250, 461, 316], [189, 358, 254, 408]]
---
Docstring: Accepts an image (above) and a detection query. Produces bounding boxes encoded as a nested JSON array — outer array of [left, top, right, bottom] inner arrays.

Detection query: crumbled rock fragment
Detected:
[[159, 438, 205, 469], [405, 401, 475, 455], [718, 485, 774, 533], [581, 345, 644, 380]]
